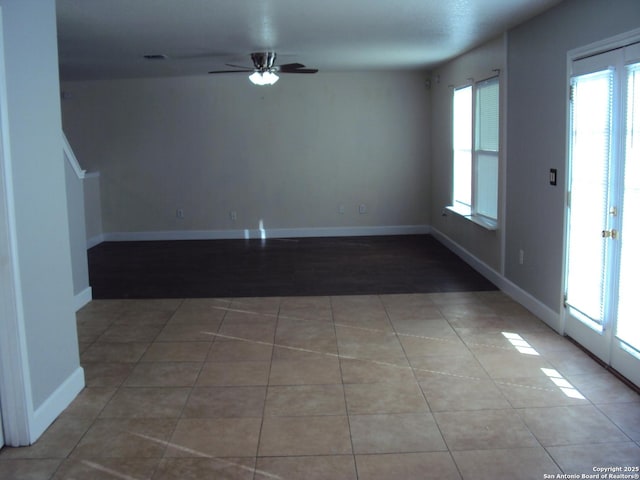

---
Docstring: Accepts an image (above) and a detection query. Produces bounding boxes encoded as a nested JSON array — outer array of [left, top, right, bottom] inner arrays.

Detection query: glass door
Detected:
[[564, 42, 640, 387]]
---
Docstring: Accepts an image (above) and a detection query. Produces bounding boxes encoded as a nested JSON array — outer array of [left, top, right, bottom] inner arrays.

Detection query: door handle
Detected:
[[602, 229, 618, 239]]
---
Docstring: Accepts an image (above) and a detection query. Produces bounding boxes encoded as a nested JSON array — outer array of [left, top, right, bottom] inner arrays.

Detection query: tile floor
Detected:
[[0, 292, 638, 479]]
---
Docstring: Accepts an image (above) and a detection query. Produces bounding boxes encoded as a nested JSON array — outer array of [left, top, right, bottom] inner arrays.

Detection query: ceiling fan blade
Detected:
[[282, 68, 318, 74], [224, 63, 253, 70], [278, 62, 306, 70], [208, 69, 252, 74]]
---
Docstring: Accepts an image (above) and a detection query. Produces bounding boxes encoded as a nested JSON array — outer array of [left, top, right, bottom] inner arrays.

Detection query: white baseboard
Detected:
[[431, 227, 562, 333], [99, 225, 431, 242], [30, 366, 84, 443], [74, 286, 92, 312], [86, 233, 105, 249]]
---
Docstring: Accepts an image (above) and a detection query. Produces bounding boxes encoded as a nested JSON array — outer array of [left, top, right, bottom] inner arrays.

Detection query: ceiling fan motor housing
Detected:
[[251, 52, 276, 72]]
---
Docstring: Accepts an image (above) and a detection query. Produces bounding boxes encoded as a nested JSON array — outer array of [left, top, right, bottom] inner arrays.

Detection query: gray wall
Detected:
[[1, 0, 81, 411], [505, 0, 640, 312], [61, 71, 431, 236]]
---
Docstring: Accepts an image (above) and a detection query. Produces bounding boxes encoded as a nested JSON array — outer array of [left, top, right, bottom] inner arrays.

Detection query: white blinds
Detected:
[[616, 62, 640, 350], [565, 68, 613, 327]]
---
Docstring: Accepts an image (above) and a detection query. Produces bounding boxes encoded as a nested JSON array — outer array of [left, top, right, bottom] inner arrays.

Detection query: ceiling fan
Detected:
[[208, 52, 318, 85]]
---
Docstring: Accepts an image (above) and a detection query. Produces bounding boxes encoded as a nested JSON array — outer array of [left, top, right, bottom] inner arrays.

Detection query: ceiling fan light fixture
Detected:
[[249, 70, 279, 86]]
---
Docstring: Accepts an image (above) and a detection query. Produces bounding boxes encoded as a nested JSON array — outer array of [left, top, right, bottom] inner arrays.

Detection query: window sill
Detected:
[[445, 206, 498, 231]]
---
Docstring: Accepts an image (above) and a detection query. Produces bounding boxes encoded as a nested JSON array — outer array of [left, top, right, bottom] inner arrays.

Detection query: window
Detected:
[[451, 76, 500, 227]]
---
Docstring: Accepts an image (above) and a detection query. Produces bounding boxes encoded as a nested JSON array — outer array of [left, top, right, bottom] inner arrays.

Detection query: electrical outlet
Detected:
[[338, 205, 345, 215], [359, 204, 367, 214], [229, 211, 237, 221], [176, 208, 184, 219], [519, 249, 525, 265]]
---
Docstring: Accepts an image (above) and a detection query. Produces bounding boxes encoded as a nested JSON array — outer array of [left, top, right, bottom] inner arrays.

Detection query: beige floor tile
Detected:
[[207, 339, 273, 362], [80, 342, 150, 363], [61, 387, 117, 418], [178, 297, 231, 309], [0, 416, 93, 459], [71, 418, 176, 458], [349, 413, 447, 454], [445, 314, 514, 332], [141, 341, 211, 362], [166, 418, 262, 457], [548, 442, 640, 474], [566, 372, 640, 404], [197, 361, 270, 386], [427, 292, 481, 305], [279, 296, 333, 323], [258, 416, 352, 456], [153, 457, 256, 480], [410, 353, 489, 380], [124, 362, 202, 387], [255, 455, 357, 480], [165, 310, 224, 326], [355, 452, 461, 480], [269, 357, 341, 385], [336, 328, 406, 361], [598, 401, 640, 441], [113, 310, 173, 326], [543, 349, 607, 376], [520, 331, 585, 354], [222, 310, 278, 325], [434, 409, 539, 451], [399, 335, 469, 359], [155, 323, 219, 342], [228, 297, 281, 315], [271, 345, 332, 361], [473, 350, 554, 379], [391, 318, 457, 338], [54, 458, 160, 480], [494, 375, 590, 408], [0, 459, 62, 480], [384, 304, 444, 323], [519, 405, 631, 446], [420, 375, 510, 411], [216, 323, 276, 344], [119, 299, 183, 313], [452, 447, 561, 480], [345, 381, 429, 414], [265, 384, 346, 416], [82, 362, 135, 387], [340, 358, 414, 384], [183, 386, 266, 418], [76, 322, 110, 343], [100, 387, 190, 418]]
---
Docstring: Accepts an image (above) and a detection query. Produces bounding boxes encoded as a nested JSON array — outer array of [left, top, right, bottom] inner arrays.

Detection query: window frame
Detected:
[[449, 75, 500, 230]]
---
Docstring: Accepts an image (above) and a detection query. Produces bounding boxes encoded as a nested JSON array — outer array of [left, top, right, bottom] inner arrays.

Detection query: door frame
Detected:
[[0, 5, 34, 447], [562, 27, 640, 387]]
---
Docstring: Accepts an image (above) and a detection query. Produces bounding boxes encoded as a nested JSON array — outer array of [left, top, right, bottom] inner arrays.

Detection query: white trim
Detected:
[[73, 286, 92, 312], [431, 227, 562, 333], [0, 5, 35, 447], [87, 233, 105, 249], [62, 132, 85, 180], [99, 225, 431, 243], [30, 367, 84, 442]]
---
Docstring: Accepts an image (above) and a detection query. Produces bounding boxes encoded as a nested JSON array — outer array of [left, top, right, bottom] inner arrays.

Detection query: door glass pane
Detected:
[[565, 69, 613, 327], [616, 63, 640, 351]]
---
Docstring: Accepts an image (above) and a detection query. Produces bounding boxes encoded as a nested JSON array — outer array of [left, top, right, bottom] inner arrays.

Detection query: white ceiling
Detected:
[[56, 0, 563, 81]]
